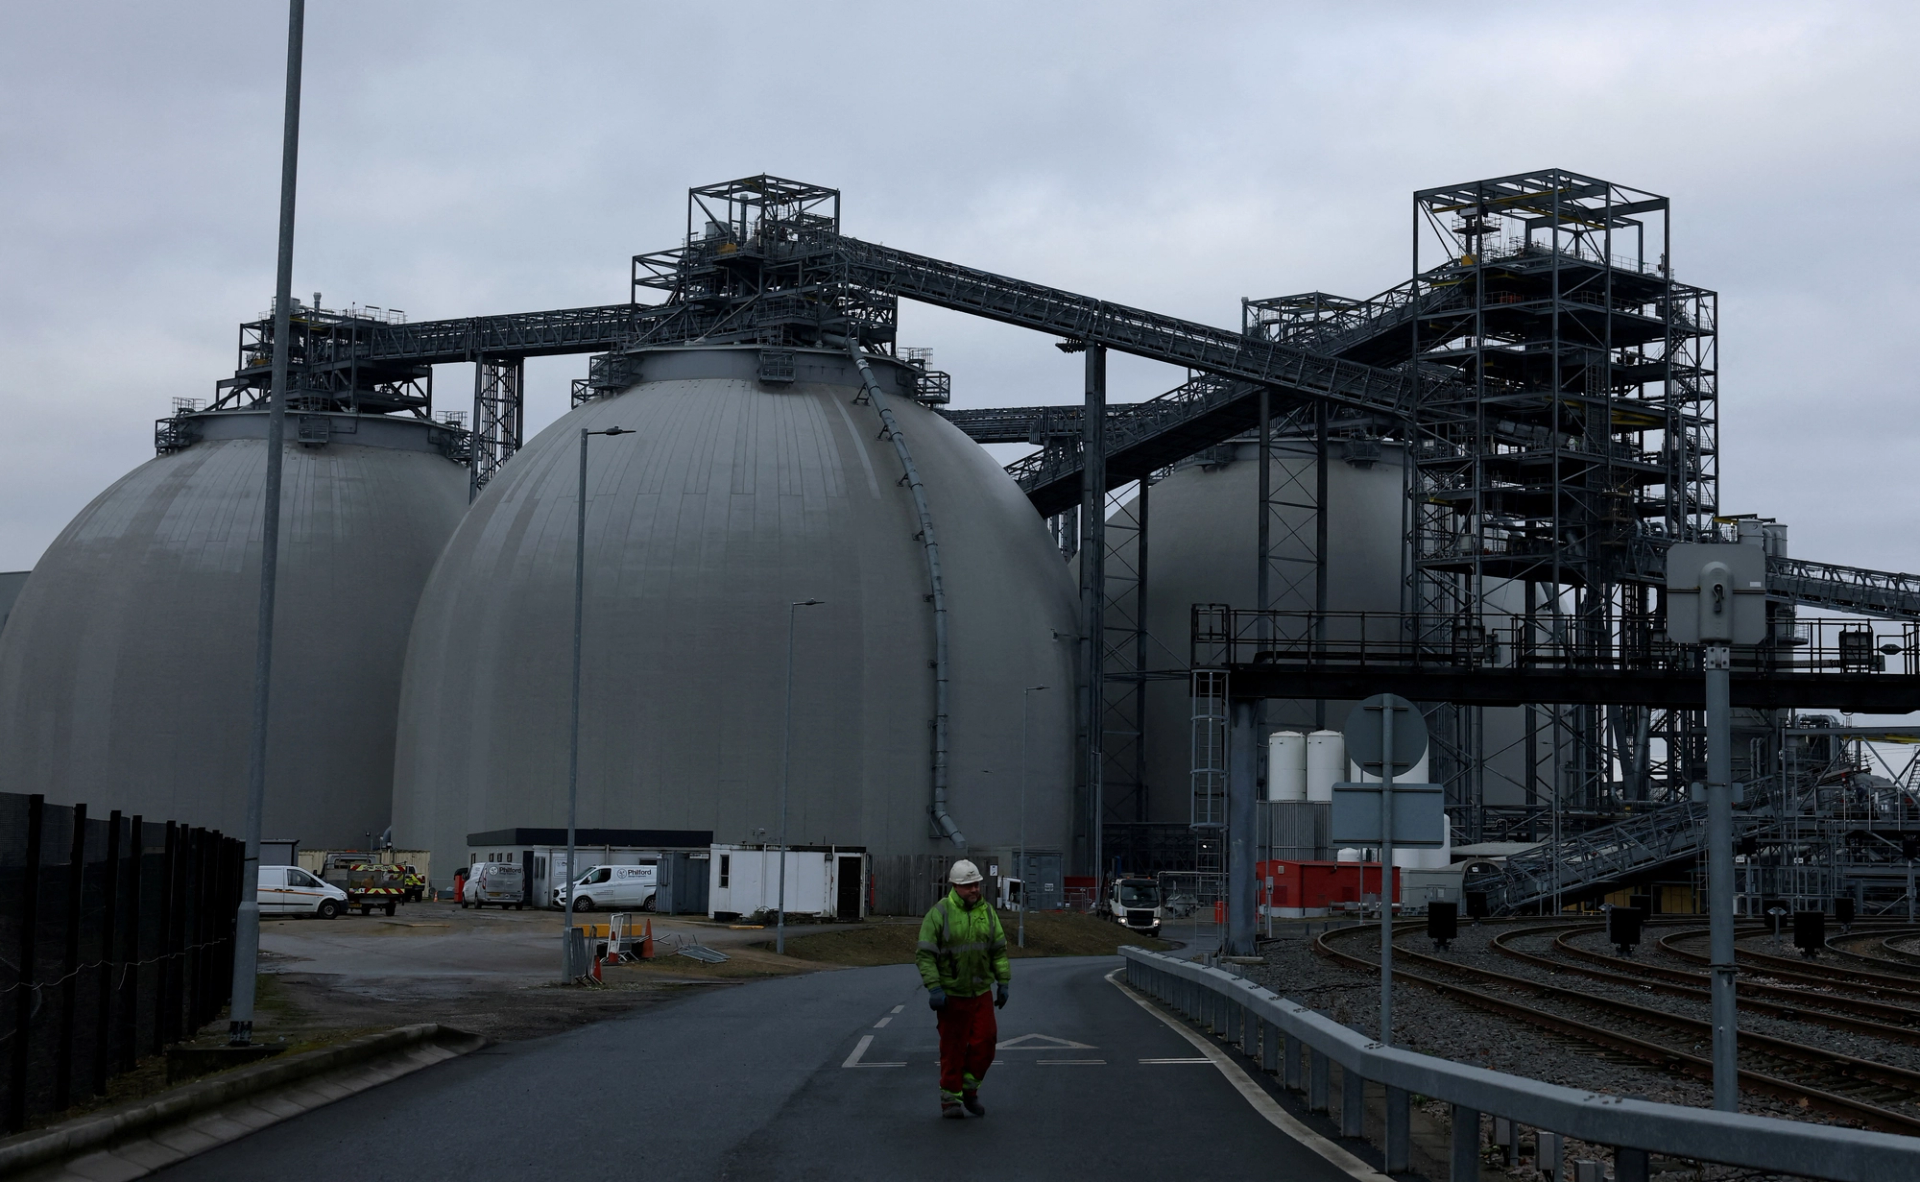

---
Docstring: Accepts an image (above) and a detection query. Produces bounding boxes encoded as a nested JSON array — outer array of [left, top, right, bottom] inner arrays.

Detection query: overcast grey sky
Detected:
[[3, 1, 1916, 576]]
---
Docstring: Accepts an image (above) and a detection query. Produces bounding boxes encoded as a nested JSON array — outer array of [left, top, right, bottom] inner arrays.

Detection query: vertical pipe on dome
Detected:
[[847, 341, 964, 849]]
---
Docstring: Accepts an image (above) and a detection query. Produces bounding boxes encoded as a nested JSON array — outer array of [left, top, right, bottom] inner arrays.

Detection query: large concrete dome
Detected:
[[392, 346, 1078, 882], [0, 410, 470, 846]]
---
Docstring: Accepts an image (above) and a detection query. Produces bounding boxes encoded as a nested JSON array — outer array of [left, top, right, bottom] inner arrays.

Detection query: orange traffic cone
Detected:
[[642, 918, 655, 960], [592, 950, 603, 982]]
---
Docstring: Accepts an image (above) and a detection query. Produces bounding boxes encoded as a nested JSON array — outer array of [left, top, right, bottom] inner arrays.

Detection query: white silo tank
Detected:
[[1268, 731, 1306, 802], [390, 345, 1080, 889], [1306, 730, 1345, 802], [0, 410, 469, 846], [1355, 753, 1430, 784]]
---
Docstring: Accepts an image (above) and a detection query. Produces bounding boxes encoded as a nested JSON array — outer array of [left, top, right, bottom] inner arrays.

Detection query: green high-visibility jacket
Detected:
[[915, 889, 1012, 997]]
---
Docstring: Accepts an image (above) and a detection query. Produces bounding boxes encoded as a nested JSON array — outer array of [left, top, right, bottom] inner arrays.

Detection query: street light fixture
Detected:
[[1019, 685, 1048, 949], [563, 425, 632, 982], [777, 598, 825, 955]]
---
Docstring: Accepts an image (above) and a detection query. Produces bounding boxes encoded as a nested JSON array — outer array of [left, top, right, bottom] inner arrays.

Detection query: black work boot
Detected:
[[962, 1091, 985, 1117]]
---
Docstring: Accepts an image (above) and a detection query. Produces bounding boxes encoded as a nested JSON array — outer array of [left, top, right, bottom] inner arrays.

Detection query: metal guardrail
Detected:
[[1120, 945, 1920, 1181]]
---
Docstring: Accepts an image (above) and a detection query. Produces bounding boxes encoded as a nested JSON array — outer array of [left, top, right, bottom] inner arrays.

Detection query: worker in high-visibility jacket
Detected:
[[915, 859, 1011, 1119]]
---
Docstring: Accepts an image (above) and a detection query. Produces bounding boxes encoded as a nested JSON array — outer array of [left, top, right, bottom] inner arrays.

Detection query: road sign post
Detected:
[[1338, 694, 1438, 1047], [1667, 542, 1766, 1112]]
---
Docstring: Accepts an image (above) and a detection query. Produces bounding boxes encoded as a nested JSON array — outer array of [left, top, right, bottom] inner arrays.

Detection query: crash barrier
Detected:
[[1120, 946, 1920, 1181], [1, 792, 244, 1134]]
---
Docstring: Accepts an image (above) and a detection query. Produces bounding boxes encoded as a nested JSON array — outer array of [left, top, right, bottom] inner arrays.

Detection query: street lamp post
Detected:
[[1019, 685, 1047, 949], [777, 598, 824, 955], [563, 425, 631, 982]]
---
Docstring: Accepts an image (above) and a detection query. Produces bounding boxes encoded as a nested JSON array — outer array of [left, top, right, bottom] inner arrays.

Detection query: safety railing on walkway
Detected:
[[1120, 946, 1920, 1181]]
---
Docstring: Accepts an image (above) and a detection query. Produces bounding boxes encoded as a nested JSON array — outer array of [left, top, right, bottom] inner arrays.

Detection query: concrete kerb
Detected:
[[0, 1024, 485, 1177], [1121, 946, 1920, 1182]]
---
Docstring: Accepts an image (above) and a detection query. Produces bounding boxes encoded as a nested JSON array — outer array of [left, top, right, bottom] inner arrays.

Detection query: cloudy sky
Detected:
[[3, 1, 1916, 577]]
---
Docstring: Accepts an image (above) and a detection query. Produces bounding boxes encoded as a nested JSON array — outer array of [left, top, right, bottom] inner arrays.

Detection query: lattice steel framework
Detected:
[[468, 357, 524, 499]]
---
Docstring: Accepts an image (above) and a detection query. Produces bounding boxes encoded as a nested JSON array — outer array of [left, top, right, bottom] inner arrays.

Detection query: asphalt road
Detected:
[[156, 956, 1362, 1181]]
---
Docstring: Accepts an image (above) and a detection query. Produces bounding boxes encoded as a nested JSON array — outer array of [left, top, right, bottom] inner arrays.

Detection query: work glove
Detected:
[[928, 986, 947, 1011], [995, 983, 1009, 1009]]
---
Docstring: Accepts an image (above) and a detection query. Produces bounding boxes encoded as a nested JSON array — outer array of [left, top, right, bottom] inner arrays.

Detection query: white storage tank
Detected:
[[391, 345, 1079, 884], [0, 410, 468, 846], [1306, 730, 1346, 802], [1267, 731, 1306, 802]]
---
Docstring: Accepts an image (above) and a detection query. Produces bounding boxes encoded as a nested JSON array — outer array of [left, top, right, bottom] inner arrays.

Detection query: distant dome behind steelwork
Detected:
[[0, 410, 469, 847], [391, 345, 1079, 888]]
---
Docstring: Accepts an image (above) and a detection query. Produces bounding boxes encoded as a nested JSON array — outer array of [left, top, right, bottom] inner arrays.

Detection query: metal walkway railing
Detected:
[[1120, 946, 1920, 1181], [1469, 802, 1777, 915]]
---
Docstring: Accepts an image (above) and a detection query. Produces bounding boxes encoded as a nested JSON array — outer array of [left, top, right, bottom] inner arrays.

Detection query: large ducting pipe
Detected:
[[847, 342, 965, 849]]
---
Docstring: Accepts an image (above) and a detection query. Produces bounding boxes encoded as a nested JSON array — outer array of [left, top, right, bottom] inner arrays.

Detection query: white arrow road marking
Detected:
[[1105, 968, 1390, 1182], [842, 1034, 906, 1068], [996, 1033, 1096, 1051]]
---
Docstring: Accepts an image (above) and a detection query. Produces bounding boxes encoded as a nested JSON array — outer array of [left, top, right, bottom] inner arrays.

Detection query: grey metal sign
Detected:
[[1331, 782, 1447, 848], [1666, 542, 1767, 645], [1343, 694, 1428, 778]]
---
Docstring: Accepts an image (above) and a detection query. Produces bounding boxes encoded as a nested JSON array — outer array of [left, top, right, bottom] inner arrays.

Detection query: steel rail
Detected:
[[1314, 923, 1920, 1135], [1658, 927, 1920, 997], [1484, 923, 1920, 1041]]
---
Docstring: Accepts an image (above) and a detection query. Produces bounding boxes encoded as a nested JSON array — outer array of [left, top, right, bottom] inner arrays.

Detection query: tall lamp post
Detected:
[[562, 425, 631, 982], [1019, 685, 1048, 949], [230, 0, 305, 1048], [776, 598, 824, 955]]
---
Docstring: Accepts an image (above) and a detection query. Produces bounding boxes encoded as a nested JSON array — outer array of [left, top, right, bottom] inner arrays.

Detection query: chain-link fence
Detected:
[[0, 792, 243, 1133]]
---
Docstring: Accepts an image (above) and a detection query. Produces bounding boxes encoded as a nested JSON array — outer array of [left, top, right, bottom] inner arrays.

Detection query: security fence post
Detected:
[[1452, 1105, 1481, 1182], [1386, 1085, 1411, 1171], [1341, 1067, 1365, 1137]]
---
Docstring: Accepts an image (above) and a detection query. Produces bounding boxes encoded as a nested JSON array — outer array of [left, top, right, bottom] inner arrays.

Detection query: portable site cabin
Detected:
[[709, 845, 867, 922]]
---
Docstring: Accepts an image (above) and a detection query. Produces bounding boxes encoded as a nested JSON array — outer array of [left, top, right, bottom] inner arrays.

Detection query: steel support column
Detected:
[[1078, 344, 1107, 877], [469, 356, 525, 501], [1229, 697, 1257, 956]]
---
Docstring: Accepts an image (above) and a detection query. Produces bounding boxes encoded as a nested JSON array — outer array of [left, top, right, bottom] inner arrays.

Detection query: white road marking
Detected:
[[996, 1032, 1095, 1051], [1105, 968, 1391, 1182], [1037, 1059, 1106, 1065], [1139, 1057, 1212, 1064], [889, 1005, 904, 1015], [841, 1034, 906, 1068], [873, 1016, 893, 1028]]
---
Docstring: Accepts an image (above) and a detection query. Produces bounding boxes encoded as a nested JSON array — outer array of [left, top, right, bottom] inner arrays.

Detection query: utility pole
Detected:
[[230, 0, 304, 1047], [1667, 541, 1765, 1112]]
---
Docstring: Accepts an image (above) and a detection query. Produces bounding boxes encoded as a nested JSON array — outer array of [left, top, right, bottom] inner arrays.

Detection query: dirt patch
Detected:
[[782, 910, 1174, 967]]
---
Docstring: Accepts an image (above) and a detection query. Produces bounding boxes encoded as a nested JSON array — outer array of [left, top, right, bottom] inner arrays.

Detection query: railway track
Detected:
[[1657, 927, 1920, 1000], [1828, 926, 1920, 971], [1314, 922, 1920, 1135], [1484, 923, 1920, 1045]]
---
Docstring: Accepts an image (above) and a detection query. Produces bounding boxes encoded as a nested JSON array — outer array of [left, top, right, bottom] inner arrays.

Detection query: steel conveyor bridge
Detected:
[[215, 223, 1920, 625]]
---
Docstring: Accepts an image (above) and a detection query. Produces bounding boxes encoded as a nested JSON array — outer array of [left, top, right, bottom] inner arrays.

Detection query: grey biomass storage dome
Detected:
[[0, 410, 469, 846], [392, 345, 1078, 879]]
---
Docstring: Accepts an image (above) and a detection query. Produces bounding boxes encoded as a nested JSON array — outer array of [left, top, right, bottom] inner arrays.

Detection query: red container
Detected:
[[1257, 859, 1399, 916]]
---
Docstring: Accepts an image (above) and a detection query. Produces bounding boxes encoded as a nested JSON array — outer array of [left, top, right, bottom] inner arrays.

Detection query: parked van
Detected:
[[465, 861, 526, 909], [552, 864, 657, 912], [258, 865, 348, 920]]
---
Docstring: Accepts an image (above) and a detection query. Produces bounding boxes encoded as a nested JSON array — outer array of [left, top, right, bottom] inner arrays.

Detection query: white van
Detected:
[[258, 865, 348, 920], [552, 864, 657, 911], [465, 861, 526, 909]]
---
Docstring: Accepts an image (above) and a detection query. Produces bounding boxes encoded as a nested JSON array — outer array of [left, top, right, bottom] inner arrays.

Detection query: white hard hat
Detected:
[[949, 859, 983, 885]]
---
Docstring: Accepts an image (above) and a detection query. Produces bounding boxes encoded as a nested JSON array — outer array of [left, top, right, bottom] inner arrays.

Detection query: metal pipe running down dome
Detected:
[[846, 340, 965, 849]]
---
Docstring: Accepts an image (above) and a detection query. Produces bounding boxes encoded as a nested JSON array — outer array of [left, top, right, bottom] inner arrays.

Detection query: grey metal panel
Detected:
[[0, 413, 468, 847], [391, 346, 1080, 882]]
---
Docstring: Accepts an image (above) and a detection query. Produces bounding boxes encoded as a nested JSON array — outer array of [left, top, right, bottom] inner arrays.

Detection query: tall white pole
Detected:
[[777, 599, 822, 955], [230, 0, 304, 1047]]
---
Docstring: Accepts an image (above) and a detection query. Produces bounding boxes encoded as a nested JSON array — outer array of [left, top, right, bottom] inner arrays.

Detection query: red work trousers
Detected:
[[936, 991, 997, 1098]]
